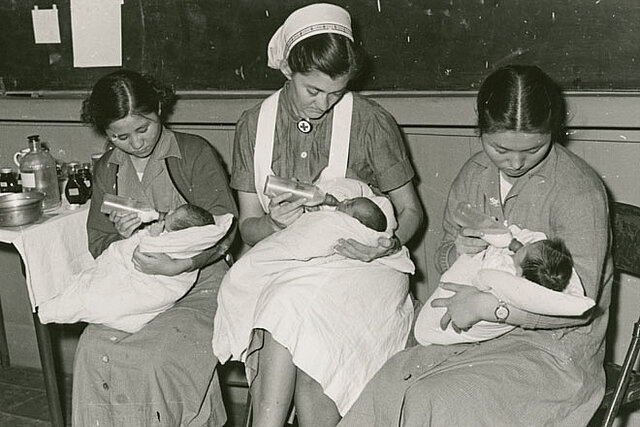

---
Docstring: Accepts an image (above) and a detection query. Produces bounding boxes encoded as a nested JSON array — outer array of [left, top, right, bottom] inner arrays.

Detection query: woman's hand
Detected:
[[109, 211, 142, 238], [334, 235, 400, 262], [430, 282, 497, 332], [268, 192, 306, 230], [455, 227, 488, 256], [132, 246, 193, 276]]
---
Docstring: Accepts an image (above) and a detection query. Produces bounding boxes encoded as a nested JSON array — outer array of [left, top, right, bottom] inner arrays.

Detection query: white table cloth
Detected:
[[0, 203, 93, 311]]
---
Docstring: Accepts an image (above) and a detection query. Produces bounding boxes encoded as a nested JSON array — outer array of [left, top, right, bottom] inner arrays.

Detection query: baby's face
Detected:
[[335, 198, 359, 216], [148, 209, 180, 236], [512, 241, 543, 276]]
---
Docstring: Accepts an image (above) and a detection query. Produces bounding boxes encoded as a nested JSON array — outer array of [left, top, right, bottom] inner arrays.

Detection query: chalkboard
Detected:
[[1, 0, 639, 92]]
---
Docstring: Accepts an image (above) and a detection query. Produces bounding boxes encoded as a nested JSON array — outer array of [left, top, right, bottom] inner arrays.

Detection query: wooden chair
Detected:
[[598, 202, 640, 426]]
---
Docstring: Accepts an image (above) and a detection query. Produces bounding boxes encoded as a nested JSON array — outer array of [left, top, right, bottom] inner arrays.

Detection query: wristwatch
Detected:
[[494, 300, 510, 323]]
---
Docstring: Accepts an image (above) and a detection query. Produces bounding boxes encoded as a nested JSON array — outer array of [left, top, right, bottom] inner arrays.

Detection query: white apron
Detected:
[[253, 89, 354, 212]]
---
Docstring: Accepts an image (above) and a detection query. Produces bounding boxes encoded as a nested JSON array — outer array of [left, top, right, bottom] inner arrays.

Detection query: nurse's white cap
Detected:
[[267, 3, 354, 70]]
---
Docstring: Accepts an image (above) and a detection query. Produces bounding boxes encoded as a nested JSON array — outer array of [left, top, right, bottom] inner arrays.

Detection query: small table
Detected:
[[0, 203, 92, 427]]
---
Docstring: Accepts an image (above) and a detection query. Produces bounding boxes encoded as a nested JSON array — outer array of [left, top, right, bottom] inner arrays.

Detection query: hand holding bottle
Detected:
[[267, 192, 306, 230], [264, 175, 336, 207], [454, 228, 489, 256]]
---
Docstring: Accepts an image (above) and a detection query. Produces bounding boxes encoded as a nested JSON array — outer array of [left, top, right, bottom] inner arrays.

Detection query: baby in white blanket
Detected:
[[414, 226, 596, 346], [38, 204, 233, 333]]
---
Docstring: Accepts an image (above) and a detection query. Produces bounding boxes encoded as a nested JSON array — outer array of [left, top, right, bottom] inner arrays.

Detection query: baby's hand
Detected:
[[148, 220, 165, 237]]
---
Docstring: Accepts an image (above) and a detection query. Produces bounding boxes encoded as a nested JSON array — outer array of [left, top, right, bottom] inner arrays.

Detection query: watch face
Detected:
[[495, 304, 509, 321]]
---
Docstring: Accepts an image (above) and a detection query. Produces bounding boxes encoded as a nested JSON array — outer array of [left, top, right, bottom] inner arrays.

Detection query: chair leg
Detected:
[[601, 322, 640, 427]]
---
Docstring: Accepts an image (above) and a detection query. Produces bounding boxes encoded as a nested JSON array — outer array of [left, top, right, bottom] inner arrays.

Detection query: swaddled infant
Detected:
[[38, 204, 233, 333], [414, 225, 596, 346]]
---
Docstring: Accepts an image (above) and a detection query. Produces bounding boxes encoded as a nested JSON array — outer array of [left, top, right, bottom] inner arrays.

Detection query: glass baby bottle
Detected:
[[264, 175, 338, 207]]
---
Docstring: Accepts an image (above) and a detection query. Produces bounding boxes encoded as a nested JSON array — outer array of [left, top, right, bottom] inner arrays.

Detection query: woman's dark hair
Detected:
[[81, 69, 177, 135], [287, 33, 363, 80], [520, 238, 573, 292], [477, 65, 567, 144]]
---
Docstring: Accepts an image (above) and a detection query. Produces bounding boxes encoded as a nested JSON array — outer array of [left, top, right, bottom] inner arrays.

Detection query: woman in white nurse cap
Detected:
[[227, 2, 423, 426]]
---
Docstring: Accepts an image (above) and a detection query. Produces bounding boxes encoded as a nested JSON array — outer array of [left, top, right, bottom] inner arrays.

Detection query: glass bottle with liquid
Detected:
[[0, 168, 19, 193], [78, 162, 92, 198], [65, 162, 90, 206], [451, 201, 507, 231], [452, 201, 522, 249], [20, 135, 61, 211], [264, 175, 337, 207]]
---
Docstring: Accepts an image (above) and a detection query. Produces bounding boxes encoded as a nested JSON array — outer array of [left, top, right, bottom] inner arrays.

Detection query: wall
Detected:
[[0, 93, 639, 422]]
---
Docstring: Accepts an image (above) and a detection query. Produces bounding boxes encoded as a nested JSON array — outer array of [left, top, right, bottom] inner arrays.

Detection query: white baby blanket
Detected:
[[414, 249, 596, 346], [213, 208, 414, 415], [38, 214, 233, 333]]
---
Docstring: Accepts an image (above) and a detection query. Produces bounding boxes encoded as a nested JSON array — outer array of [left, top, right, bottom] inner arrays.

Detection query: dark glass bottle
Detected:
[[64, 163, 90, 206], [78, 162, 92, 198], [0, 168, 19, 193]]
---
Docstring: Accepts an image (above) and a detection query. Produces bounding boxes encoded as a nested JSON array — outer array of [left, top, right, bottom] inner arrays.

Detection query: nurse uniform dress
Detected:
[[230, 85, 416, 414]]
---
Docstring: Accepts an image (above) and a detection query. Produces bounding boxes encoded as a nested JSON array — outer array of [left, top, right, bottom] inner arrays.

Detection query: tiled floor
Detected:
[[0, 365, 71, 426], [0, 365, 248, 427]]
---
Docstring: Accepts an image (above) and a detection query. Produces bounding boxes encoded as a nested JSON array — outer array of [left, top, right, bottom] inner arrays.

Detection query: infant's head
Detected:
[[512, 238, 573, 292], [150, 204, 214, 235], [336, 197, 387, 232]]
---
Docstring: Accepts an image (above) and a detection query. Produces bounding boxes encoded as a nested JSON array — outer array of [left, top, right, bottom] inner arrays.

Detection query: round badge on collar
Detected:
[[297, 119, 312, 133]]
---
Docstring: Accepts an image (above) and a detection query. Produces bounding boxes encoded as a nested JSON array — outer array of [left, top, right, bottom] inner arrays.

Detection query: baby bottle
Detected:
[[451, 202, 506, 232], [452, 202, 527, 249], [264, 175, 337, 207], [100, 193, 160, 223]]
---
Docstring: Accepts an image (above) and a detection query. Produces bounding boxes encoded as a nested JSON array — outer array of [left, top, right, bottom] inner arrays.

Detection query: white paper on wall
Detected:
[[70, 0, 124, 68], [32, 5, 62, 44]]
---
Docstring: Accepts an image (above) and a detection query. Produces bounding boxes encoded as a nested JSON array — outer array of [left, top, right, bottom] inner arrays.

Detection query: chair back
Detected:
[[600, 202, 640, 427], [610, 202, 640, 277]]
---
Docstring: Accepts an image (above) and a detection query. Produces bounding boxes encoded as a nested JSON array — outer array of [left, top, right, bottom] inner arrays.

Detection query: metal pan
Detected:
[[0, 192, 45, 227]]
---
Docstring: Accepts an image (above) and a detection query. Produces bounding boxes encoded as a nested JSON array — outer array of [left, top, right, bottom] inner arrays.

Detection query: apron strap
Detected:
[[254, 90, 281, 212], [253, 91, 354, 213], [320, 92, 353, 181]]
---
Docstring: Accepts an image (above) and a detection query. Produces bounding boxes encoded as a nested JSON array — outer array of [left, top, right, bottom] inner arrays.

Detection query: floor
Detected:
[[0, 365, 248, 427]]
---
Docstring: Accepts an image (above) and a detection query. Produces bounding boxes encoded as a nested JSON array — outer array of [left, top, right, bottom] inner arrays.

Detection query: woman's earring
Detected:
[[158, 103, 162, 117]]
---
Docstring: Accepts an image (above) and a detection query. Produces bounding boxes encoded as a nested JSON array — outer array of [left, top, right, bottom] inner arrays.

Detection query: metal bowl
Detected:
[[0, 192, 45, 227]]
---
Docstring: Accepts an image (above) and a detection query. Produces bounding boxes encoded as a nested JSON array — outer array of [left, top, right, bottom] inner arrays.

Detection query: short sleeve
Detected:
[[350, 97, 415, 192], [231, 107, 260, 193]]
